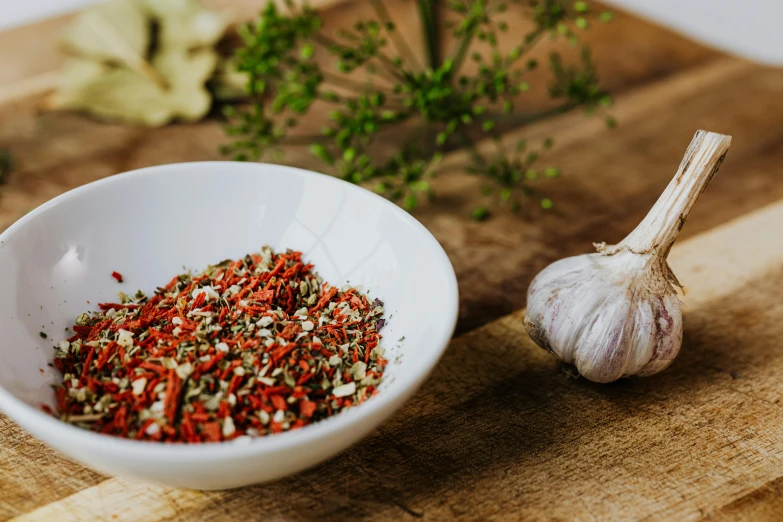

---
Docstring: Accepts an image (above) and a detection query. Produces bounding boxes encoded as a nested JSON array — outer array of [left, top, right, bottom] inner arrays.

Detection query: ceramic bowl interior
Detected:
[[0, 162, 458, 489]]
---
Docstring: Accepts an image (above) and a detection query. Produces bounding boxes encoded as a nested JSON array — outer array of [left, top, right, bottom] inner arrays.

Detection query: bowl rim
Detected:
[[0, 161, 459, 460]]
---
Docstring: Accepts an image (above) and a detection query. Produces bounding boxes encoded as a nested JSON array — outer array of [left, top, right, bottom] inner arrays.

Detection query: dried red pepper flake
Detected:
[[111, 271, 124, 283], [46, 247, 388, 443], [299, 400, 317, 419]]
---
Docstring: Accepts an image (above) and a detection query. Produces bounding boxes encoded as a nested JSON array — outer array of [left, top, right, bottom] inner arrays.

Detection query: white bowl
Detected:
[[0, 162, 458, 489]]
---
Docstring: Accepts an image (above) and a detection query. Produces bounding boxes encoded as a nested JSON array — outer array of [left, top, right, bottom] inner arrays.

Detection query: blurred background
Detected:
[[5, 0, 783, 64]]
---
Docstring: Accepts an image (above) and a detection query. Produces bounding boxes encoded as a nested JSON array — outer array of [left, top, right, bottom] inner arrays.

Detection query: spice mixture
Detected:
[[46, 247, 387, 443]]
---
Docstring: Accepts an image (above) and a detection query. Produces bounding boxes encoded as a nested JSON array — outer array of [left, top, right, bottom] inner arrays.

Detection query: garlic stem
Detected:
[[618, 130, 731, 257]]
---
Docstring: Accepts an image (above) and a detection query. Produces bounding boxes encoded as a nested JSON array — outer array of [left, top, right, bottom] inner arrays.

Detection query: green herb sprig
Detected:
[[223, 0, 613, 218]]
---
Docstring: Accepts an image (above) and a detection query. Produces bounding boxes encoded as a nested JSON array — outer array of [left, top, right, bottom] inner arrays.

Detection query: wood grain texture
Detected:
[[0, 415, 104, 519], [0, 1, 782, 520], [13, 199, 783, 522]]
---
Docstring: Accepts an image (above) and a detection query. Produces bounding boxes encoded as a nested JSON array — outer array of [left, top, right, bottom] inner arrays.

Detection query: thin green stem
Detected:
[[504, 28, 544, 68], [281, 134, 330, 145], [417, 0, 440, 69], [457, 129, 486, 168], [450, 30, 474, 76], [321, 72, 397, 96], [316, 93, 405, 113], [317, 92, 359, 105], [313, 33, 407, 83], [369, 0, 424, 71], [319, 85, 409, 111], [489, 102, 579, 127], [375, 52, 409, 81]]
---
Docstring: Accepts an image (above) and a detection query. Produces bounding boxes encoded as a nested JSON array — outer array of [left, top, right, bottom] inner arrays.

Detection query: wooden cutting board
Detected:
[[10, 197, 783, 522], [3, 0, 783, 520]]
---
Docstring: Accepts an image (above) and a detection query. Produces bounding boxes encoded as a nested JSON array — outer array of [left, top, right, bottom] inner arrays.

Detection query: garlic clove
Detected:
[[524, 130, 731, 383]]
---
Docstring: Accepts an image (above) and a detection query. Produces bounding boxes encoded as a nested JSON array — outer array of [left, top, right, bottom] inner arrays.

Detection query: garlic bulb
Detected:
[[524, 130, 732, 383]]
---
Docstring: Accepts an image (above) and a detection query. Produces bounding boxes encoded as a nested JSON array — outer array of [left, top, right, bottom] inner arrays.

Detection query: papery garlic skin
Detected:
[[524, 250, 682, 383]]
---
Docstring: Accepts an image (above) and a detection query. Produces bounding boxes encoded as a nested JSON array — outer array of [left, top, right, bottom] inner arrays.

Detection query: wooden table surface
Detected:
[[3, 1, 783, 520]]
